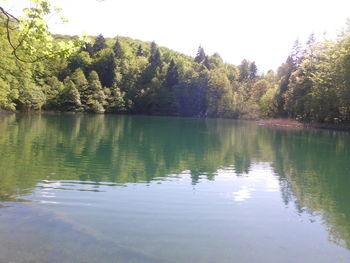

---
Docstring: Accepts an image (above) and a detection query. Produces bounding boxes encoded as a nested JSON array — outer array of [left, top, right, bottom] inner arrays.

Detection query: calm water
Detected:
[[0, 114, 350, 263]]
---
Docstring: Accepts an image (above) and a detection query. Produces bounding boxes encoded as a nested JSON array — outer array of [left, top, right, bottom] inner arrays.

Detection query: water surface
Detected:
[[0, 114, 349, 263]]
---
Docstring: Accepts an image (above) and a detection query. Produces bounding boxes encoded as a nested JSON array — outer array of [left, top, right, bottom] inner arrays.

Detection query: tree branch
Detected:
[[0, 7, 18, 53]]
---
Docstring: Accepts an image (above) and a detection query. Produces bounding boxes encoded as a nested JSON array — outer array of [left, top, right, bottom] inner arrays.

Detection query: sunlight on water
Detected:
[[0, 114, 349, 263]]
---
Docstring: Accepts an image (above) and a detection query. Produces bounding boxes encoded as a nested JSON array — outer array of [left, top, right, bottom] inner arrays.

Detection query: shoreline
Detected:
[[256, 118, 350, 132], [1, 110, 350, 132]]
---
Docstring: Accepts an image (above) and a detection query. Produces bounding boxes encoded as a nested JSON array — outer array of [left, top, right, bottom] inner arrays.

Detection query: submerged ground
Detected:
[[0, 114, 349, 263]]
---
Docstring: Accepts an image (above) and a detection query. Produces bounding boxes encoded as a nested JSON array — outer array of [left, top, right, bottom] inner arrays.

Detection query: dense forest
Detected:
[[1, 3, 350, 123]]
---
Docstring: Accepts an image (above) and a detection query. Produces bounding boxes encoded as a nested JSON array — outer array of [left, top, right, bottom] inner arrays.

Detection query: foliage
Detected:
[[1, 3, 350, 124], [0, 0, 84, 62]]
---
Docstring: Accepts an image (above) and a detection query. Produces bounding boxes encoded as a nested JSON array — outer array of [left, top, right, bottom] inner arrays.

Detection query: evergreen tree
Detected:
[[151, 49, 162, 68], [149, 42, 162, 69], [275, 56, 295, 116], [60, 79, 82, 111], [306, 33, 316, 47], [3, 13, 350, 123], [86, 71, 106, 113], [291, 39, 303, 68], [239, 59, 250, 81], [204, 56, 210, 69], [173, 72, 209, 117], [43, 76, 64, 109], [113, 38, 124, 59], [92, 34, 107, 55], [165, 59, 179, 89], [137, 44, 144, 56], [106, 83, 126, 113], [81, 42, 94, 57], [92, 49, 116, 87], [249, 62, 258, 79], [150, 41, 157, 57], [194, 46, 206, 63], [70, 68, 89, 106]]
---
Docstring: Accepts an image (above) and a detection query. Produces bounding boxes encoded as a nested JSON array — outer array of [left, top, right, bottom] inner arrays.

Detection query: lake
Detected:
[[0, 114, 349, 263]]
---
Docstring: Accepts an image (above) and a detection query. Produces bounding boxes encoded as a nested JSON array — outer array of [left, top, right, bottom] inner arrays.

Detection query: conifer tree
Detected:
[[165, 59, 179, 89], [106, 83, 126, 113], [70, 68, 89, 106], [249, 62, 258, 79], [204, 56, 210, 69], [150, 41, 157, 57], [137, 44, 144, 56], [150, 49, 162, 69], [60, 79, 82, 111], [86, 71, 106, 113], [113, 38, 124, 59], [82, 42, 94, 57], [92, 49, 116, 87], [290, 39, 303, 68], [92, 34, 107, 55], [239, 59, 250, 81], [149, 42, 162, 69], [194, 46, 206, 63]]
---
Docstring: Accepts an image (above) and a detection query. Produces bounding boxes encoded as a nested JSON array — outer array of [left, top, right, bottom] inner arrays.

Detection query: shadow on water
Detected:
[[0, 113, 350, 251]]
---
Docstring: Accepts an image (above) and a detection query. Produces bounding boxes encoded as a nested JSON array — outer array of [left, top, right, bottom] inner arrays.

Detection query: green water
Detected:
[[0, 114, 350, 263]]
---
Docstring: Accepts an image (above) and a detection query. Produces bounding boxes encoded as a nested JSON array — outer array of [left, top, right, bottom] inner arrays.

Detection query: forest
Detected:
[[1, 2, 350, 123]]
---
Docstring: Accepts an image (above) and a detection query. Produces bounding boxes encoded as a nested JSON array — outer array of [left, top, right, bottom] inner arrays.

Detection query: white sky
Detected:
[[4, 0, 350, 71]]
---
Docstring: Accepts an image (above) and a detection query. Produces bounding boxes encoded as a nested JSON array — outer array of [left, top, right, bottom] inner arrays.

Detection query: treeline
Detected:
[[0, 28, 262, 118], [1, 20, 350, 123], [271, 28, 350, 123]]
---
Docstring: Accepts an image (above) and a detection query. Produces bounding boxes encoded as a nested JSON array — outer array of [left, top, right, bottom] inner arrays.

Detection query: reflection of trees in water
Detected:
[[0, 114, 350, 249], [0, 114, 260, 188], [266, 127, 350, 249]]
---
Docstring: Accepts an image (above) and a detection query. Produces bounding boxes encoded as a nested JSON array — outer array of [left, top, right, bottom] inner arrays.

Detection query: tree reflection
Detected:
[[0, 114, 349, 249]]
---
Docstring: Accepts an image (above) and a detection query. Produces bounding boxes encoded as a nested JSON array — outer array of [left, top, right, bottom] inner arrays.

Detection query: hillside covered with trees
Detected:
[[1, 4, 350, 123]]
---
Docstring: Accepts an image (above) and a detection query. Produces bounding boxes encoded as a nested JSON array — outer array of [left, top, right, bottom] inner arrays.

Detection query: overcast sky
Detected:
[[4, 0, 350, 71]]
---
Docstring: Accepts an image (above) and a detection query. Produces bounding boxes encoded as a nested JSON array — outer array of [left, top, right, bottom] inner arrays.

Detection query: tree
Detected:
[[106, 83, 125, 113], [81, 42, 94, 57], [206, 70, 235, 117], [60, 79, 82, 111], [67, 51, 91, 74], [284, 54, 314, 119], [250, 79, 270, 102], [239, 59, 250, 81], [149, 41, 162, 69], [165, 59, 179, 89], [70, 68, 89, 106], [150, 41, 157, 57], [259, 86, 278, 117], [194, 46, 206, 63], [291, 39, 303, 68], [92, 34, 107, 55], [43, 76, 64, 109], [113, 38, 124, 59], [141, 42, 162, 87], [173, 72, 209, 117], [92, 48, 116, 87], [86, 71, 106, 113], [137, 44, 144, 56], [0, 0, 83, 62], [275, 55, 295, 116], [204, 53, 224, 70], [249, 62, 258, 79]]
